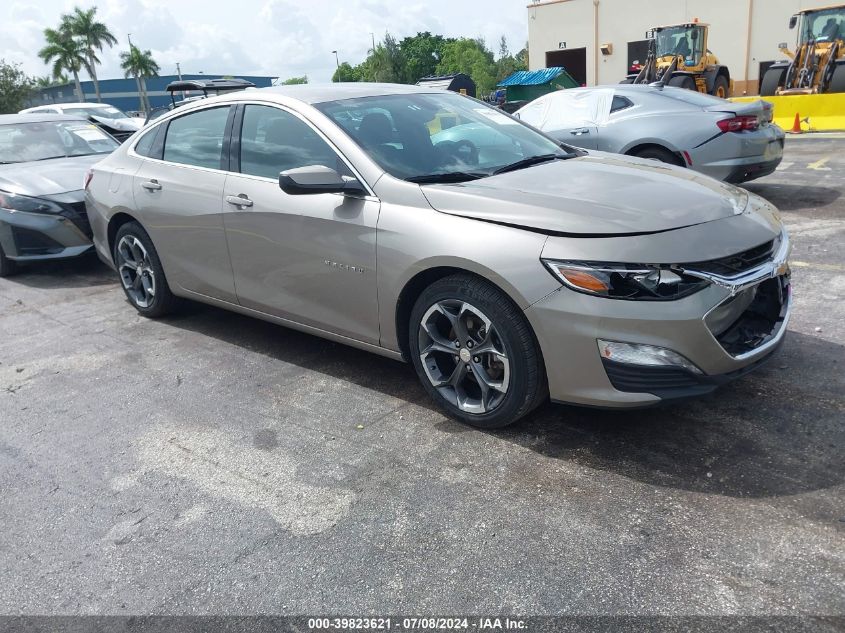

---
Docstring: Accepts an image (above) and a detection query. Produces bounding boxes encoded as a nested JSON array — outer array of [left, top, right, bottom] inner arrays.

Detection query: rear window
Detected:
[[657, 87, 726, 107]]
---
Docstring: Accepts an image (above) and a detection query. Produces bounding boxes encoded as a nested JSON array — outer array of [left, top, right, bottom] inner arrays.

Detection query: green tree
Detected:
[[38, 27, 88, 101], [62, 6, 118, 103], [437, 37, 497, 94], [120, 44, 160, 113], [0, 59, 34, 114], [364, 33, 406, 83], [280, 75, 308, 85], [399, 32, 452, 83], [495, 36, 528, 83], [35, 73, 69, 88], [332, 62, 361, 82]]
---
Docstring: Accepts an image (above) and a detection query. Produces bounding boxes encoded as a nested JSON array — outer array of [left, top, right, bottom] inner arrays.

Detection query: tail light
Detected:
[[717, 116, 759, 133], [83, 169, 93, 190]]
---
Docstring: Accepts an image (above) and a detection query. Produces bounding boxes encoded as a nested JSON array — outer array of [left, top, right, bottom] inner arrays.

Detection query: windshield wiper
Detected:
[[406, 172, 486, 184], [492, 153, 576, 175]]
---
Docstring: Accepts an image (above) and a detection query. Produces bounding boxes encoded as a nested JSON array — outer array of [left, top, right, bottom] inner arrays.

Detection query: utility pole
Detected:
[[332, 50, 340, 68], [370, 32, 376, 52], [176, 62, 183, 81]]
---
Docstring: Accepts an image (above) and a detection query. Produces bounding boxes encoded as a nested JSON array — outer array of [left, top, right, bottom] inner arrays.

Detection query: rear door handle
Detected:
[[140, 179, 162, 191], [570, 128, 591, 135], [226, 194, 253, 208]]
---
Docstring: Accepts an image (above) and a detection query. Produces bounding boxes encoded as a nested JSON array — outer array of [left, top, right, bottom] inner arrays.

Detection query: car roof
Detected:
[[0, 113, 90, 124], [216, 82, 446, 105]]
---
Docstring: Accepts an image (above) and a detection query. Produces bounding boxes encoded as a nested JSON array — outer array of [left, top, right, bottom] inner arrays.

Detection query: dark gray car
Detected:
[[0, 114, 119, 276]]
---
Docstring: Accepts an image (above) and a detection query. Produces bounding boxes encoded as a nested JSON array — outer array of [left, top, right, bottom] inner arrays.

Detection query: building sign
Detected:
[[558, 41, 567, 49]]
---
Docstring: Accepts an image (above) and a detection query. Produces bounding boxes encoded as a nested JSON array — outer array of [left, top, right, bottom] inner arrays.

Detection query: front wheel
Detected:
[[113, 221, 177, 318], [711, 75, 729, 99], [409, 275, 547, 428], [668, 74, 697, 91]]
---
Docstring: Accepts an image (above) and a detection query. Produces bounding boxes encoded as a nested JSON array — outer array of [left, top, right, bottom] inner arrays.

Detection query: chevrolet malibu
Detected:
[[85, 84, 791, 428]]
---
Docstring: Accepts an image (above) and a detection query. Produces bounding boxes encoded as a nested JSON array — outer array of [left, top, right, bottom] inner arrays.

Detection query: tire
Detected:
[[711, 74, 729, 99], [828, 63, 845, 93], [409, 274, 547, 429], [760, 67, 785, 97], [631, 146, 683, 166], [0, 244, 17, 277], [668, 74, 697, 91], [113, 221, 177, 318]]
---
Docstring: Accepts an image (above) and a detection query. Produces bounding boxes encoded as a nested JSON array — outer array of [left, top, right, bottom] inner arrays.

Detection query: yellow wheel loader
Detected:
[[761, 4, 845, 96], [624, 20, 732, 98]]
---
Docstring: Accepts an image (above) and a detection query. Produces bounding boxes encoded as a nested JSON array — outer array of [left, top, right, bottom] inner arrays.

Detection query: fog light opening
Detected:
[[597, 339, 702, 374]]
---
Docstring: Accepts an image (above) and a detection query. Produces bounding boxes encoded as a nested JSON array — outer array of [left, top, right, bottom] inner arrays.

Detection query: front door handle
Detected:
[[140, 179, 162, 191], [226, 194, 253, 208], [570, 128, 591, 136]]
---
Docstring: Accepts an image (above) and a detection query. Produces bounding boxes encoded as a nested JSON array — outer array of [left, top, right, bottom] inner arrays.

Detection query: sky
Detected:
[[1, 0, 529, 84]]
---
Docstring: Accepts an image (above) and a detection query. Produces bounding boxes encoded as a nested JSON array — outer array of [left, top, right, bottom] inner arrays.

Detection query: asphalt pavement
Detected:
[[0, 136, 843, 618]]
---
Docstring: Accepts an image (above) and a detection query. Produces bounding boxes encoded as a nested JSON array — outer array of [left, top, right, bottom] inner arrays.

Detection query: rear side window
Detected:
[[610, 96, 634, 113], [133, 125, 162, 158], [238, 104, 346, 179], [163, 106, 231, 169]]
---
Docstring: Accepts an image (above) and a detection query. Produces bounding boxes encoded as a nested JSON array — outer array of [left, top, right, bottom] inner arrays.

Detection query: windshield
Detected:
[[314, 92, 571, 182], [63, 105, 130, 120], [655, 25, 705, 63], [0, 120, 119, 164], [800, 8, 844, 43]]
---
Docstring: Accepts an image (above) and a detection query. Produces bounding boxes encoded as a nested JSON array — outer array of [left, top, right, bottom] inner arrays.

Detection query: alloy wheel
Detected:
[[116, 235, 156, 308], [418, 299, 510, 414]]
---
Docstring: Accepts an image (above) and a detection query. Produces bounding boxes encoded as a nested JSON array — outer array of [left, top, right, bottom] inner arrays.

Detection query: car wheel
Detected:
[[711, 75, 729, 99], [668, 74, 697, 91], [632, 146, 683, 167], [113, 221, 176, 318], [409, 274, 547, 428], [0, 244, 17, 277]]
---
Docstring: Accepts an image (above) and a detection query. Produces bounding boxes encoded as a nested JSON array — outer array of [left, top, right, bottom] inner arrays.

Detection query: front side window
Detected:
[[238, 105, 345, 179], [163, 106, 231, 169], [0, 120, 119, 164], [802, 9, 844, 43], [315, 92, 571, 182]]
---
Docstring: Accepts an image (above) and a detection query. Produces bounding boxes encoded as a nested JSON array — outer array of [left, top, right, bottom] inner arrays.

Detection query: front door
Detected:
[[222, 104, 380, 345]]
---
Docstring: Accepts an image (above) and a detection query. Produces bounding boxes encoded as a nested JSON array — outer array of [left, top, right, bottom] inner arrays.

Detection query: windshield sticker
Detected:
[[73, 126, 110, 141], [473, 108, 519, 125]]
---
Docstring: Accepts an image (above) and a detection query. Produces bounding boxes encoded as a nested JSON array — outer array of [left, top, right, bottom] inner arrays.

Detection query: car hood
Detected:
[[420, 153, 750, 236], [91, 115, 143, 132], [0, 154, 106, 196]]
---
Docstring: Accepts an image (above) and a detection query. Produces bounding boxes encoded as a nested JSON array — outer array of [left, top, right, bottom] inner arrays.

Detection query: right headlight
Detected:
[[0, 190, 64, 215], [542, 260, 711, 301]]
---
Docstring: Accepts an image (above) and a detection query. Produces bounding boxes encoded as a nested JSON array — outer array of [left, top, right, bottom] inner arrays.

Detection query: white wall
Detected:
[[527, 0, 822, 94]]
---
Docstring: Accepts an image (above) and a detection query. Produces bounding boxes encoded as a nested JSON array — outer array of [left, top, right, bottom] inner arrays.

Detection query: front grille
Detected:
[[11, 227, 65, 255], [684, 239, 777, 277], [713, 276, 790, 356], [66, 201, 93, 238]]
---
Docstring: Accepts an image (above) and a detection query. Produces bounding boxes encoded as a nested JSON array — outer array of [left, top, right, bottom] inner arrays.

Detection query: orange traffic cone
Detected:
[[790, 112, 802, 134]]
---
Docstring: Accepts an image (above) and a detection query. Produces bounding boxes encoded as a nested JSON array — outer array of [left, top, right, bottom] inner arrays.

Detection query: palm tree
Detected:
[[120, 44, 160, 113], [39, 27, 87, 101], [62, 7, 117, 103]]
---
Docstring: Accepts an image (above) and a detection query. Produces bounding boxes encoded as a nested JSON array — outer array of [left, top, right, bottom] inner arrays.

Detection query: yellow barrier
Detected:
[[731, 93, 845, 132]]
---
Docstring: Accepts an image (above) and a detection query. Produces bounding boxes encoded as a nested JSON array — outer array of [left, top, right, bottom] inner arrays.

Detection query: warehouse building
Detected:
[[527, 0, 829, 96], [29, 74, 277, 114]]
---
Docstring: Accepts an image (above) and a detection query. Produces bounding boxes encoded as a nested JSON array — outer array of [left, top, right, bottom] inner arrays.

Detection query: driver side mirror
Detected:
[[789, 15, 798, 29], [278, 165, 366, 196]]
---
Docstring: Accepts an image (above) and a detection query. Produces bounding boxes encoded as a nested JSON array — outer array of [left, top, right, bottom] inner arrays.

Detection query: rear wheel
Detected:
[[631, 146, 684, 167], [668, 74, 697, 91], [113, 221, 176, 318], [760, 67, 786, 97], [828, 63, 845, 93], [409, 274, 547, 428], [711, 75, 730, 99], [0, 244, 17, 277]]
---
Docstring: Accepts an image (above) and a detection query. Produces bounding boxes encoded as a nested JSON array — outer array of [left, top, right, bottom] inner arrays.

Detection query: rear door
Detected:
[[132, 104, 237, 302], [222, 103, 380, 344]]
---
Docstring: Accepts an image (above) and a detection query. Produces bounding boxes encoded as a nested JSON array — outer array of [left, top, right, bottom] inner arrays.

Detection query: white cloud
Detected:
[[2, 0, 528, 83]]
